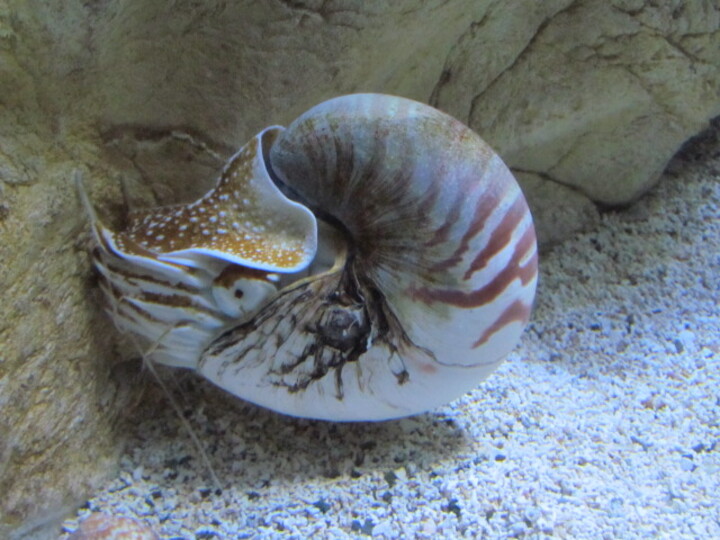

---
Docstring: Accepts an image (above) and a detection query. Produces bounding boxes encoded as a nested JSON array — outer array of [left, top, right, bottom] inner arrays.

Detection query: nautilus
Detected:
[[77, 94, 537, 421]]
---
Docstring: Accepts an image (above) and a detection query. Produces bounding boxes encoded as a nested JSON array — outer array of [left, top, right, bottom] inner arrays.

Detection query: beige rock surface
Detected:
[[432, 0, 720, 207], [1, 0, 717, 535]]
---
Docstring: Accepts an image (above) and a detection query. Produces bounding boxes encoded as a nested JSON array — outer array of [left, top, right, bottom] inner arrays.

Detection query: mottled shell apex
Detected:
[[77, 93, 538, 421]]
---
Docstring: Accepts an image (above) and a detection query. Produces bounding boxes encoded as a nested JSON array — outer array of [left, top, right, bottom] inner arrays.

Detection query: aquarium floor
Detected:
[[59, 129, 719, 539]]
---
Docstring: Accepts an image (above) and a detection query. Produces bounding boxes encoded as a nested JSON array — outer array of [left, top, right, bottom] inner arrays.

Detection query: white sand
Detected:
[[60, 126, 719, 539]]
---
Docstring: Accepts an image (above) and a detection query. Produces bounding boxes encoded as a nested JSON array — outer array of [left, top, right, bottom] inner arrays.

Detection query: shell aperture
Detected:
[[78, 94, 537, 421]]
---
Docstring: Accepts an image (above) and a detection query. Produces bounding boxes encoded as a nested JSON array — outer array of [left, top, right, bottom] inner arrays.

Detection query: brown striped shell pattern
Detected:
[[76, 94, 538, 421]]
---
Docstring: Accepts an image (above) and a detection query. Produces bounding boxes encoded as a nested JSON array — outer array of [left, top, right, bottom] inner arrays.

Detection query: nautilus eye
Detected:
[[78, 93, 538, 421]]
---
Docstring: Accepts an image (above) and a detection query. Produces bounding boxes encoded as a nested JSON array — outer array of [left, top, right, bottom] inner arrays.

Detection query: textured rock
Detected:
[[432, 0, 720, 207], [1, 0, 718, 535]]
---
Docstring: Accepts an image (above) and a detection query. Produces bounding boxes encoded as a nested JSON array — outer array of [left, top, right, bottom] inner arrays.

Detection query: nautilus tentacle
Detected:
[[79, 93, 537, 421]]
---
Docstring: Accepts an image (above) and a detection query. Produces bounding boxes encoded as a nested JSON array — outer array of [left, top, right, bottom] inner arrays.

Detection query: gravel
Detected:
[[60, 125, 720, 539]]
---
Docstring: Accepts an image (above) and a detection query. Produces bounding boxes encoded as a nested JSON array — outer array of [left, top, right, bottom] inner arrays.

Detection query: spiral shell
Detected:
[[78, 94, 537, 421]]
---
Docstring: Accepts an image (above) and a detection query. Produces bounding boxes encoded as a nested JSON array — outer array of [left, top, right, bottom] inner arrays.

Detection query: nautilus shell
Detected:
[[77, 94, 537, 421]]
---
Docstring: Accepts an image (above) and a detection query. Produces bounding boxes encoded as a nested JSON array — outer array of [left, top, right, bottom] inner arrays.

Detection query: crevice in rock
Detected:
[[466, 1, 580, 126], [512, 166, 591, 200]]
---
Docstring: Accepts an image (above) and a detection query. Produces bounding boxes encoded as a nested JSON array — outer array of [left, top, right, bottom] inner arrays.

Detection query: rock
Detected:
[[1, 1, 718, 535], [431, 0, 720, 208]]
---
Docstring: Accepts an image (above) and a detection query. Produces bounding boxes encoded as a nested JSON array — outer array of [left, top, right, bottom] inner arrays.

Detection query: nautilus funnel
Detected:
[[79, 93, 538, 421]]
